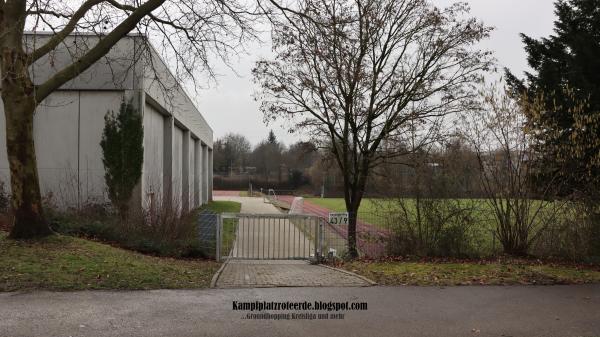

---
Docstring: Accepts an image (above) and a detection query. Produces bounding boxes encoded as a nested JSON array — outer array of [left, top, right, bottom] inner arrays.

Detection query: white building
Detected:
[[0, 33, 213, 211]]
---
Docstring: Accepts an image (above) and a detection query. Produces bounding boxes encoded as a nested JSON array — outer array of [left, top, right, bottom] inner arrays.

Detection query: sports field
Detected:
[[306, 197, 499, 227], [306, 197, 386, 213], [303, 197, 537, 256]]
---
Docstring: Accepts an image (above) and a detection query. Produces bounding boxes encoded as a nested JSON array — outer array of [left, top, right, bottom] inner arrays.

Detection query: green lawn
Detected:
[[0, 200, 242, 292], [307, 197, 383, 213], [0, 231, 220, 291], [198, 200, 241, 214], [339, 260, 600, 286], [307, 197, 495, 214], [306, 197, 546, 218]]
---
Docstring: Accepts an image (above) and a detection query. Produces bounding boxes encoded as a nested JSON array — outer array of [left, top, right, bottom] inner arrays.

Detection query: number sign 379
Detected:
[[328, 212, 349, 225]]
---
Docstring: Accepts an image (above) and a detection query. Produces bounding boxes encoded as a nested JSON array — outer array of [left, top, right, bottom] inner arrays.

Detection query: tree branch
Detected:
[[35, 0, 165, 102]]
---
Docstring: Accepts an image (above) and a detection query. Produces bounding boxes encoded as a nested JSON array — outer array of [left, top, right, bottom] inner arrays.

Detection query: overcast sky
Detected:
[[194, 0, 558, 146]]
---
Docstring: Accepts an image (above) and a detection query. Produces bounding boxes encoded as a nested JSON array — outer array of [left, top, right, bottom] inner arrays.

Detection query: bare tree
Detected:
[[250, 132, 285, 182], [213, 133, 252, 174], [0, 0, 256, 239], [253, 0, 492, 257], [461, 84, 565, 256]]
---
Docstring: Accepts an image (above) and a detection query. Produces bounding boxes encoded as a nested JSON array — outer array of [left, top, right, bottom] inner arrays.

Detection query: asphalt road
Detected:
[[1, 285, 599, 337]]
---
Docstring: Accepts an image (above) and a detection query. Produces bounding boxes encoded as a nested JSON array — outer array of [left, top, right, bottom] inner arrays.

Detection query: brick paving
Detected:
[[214, 260, 371, 288]]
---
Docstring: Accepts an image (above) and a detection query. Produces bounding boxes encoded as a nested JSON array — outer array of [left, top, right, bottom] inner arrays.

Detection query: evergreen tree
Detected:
[[267, 130, 277, 144], [100, 99, 144, 219], [506, 0, 600, 199]]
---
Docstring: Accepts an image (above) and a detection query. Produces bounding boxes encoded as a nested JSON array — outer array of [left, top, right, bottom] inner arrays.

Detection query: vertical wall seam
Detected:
[[77, 91, 81, 209]]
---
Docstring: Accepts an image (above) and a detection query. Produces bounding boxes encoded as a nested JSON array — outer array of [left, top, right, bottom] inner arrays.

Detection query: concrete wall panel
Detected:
[[143, 104, 165, 201], [24, 34, 137, 90], [188, 137, 195, 208], [34, 92, 80, 205], [172, 126, 183, 209], [193, 139, 201, 208], [208, 149, 213, 202], [79, 92, 123, 203], [181, 130, 190, 212], [0, 91, 122, 207], [143, 45, 213, 148], [202, 145, 208, 204]]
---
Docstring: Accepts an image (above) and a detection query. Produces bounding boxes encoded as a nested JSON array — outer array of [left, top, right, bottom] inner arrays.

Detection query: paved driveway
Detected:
[[215, 260, 371, 288], [213, 196, 369, 288], [1, 285, 599, 337]]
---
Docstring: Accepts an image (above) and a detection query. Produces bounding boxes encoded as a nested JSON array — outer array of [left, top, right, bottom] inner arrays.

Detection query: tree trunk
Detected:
[[1, 26, 52, 239], [343, 168, 368, 259], [345, 186, 366, 259], [347, 202, 360, 258]]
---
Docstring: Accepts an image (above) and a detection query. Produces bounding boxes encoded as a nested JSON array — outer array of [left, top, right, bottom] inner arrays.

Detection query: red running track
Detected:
[[277, 195, 389, 257], [213, 190, 242, 197]]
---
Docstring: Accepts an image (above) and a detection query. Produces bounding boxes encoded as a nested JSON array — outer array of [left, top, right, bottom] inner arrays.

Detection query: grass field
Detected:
[[0, 231, 220, 291], [306, 197, 518, 256], [307, 197, 496, 229], [306, 197, 383, 213], [307, 197, 497, 214]]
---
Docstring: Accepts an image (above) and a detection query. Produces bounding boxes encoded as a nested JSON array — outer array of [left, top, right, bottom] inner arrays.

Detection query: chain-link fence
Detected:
[[201, 197, 500, 261], [350, 210, 499, 258], [197, 210, 219, 259], [272, 195, 501, 259]]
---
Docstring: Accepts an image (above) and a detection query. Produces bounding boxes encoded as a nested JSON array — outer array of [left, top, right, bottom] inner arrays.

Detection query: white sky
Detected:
[[193, 0, 558, 146]]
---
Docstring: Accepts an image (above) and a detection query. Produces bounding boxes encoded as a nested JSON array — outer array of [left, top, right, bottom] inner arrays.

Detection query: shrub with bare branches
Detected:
[[461, 84, 566, 256]]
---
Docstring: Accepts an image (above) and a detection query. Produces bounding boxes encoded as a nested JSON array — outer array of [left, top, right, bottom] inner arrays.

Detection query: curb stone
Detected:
[[318, 264, 377, 286], [210, 259, 230, 288]]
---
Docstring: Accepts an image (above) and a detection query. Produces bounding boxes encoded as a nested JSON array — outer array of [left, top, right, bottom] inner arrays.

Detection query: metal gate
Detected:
[[217, 213, 323, 261]]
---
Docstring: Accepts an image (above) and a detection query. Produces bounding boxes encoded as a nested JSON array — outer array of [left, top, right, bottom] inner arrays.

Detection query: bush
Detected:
[[531, 203, 600, 263], [49, 196, 210, 259], [385, 198, 483, 258]]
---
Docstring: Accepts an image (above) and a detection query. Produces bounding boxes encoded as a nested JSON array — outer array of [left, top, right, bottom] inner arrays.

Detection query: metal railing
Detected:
[[217, 213, 324, 261]]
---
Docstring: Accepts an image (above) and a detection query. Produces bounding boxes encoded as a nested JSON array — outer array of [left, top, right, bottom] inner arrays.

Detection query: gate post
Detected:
[[319, 219, 324, 262], [216, 214, 222, 262], [314, 217, 323, 262]]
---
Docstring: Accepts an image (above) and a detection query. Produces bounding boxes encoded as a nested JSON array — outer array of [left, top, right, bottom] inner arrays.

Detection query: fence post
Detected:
[[216, 214, 222, 262], [314, 217, 323, 262], [313, 217, 318, 262]]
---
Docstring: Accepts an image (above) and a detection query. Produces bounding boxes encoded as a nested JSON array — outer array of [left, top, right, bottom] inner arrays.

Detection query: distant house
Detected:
[[0, 32, 213, 211]]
